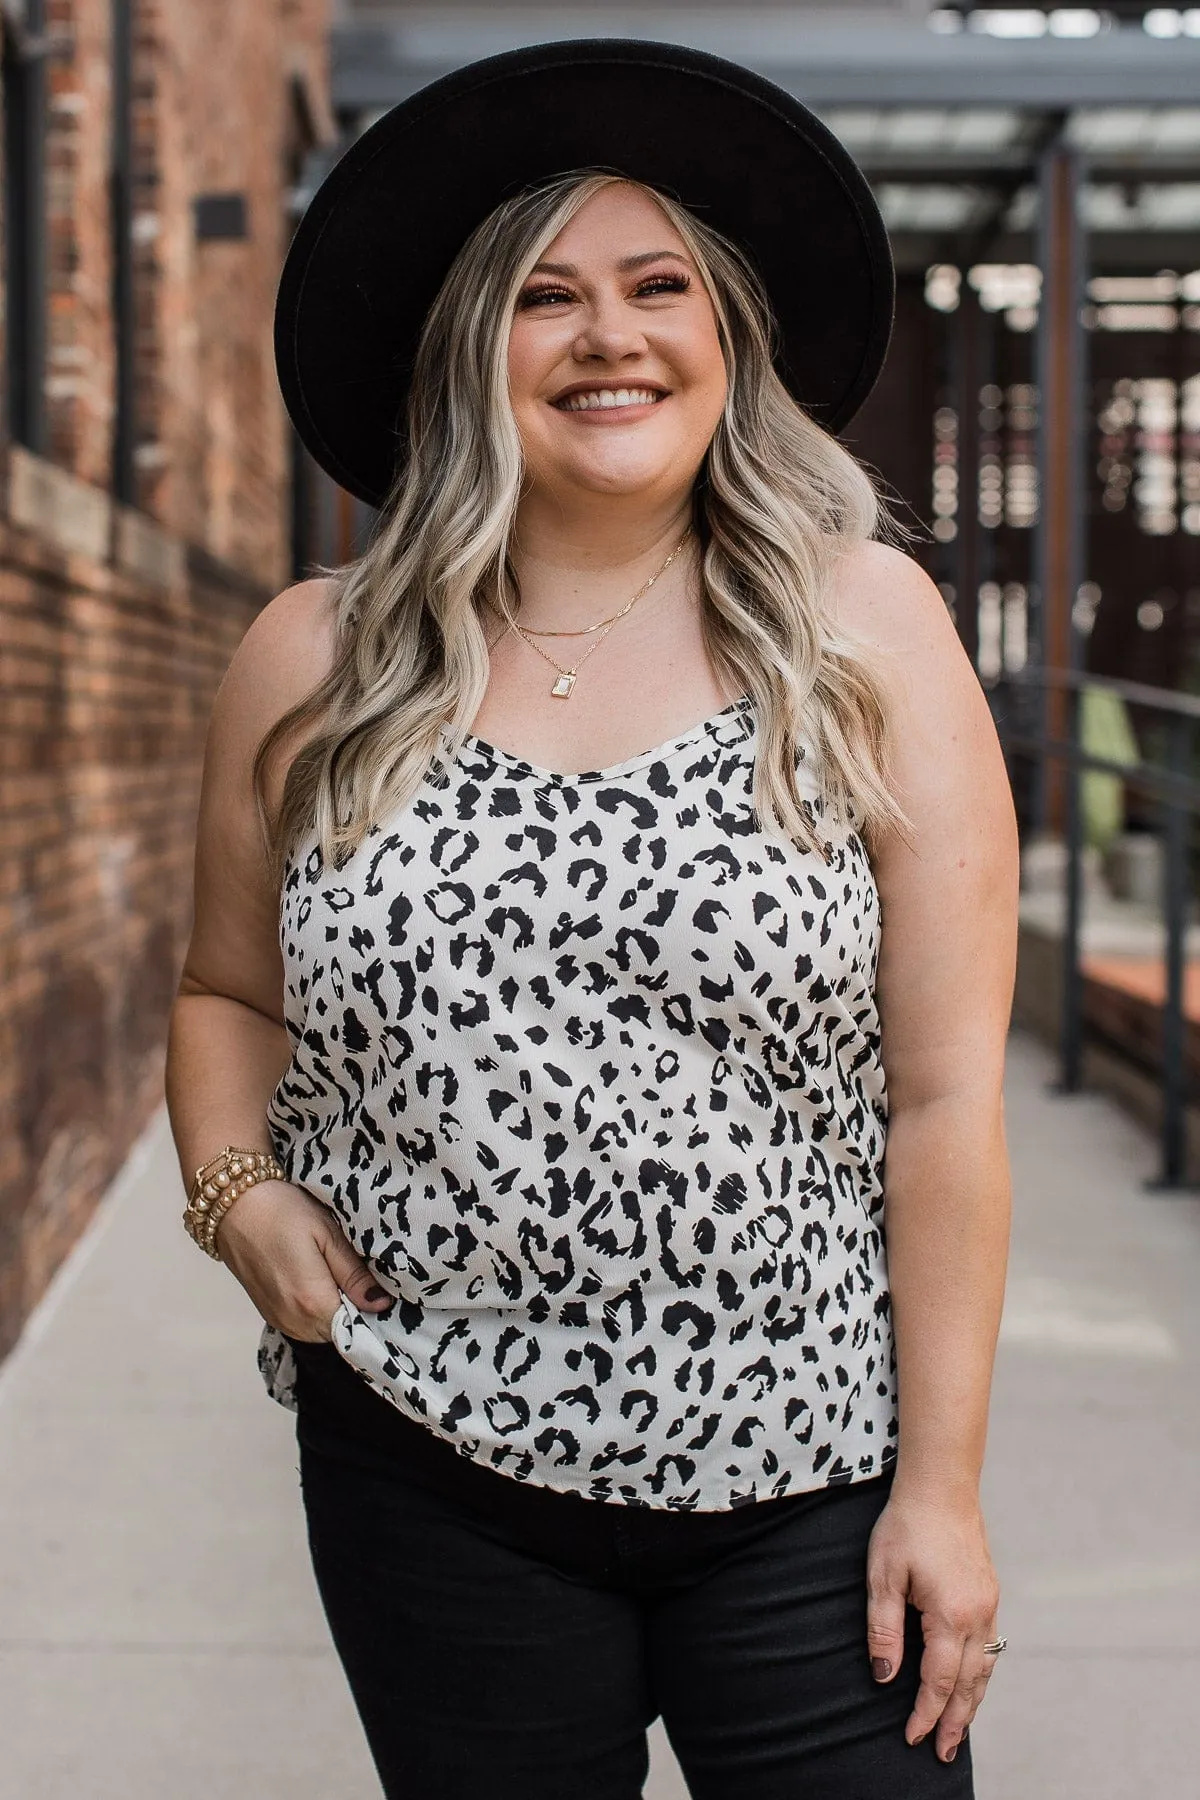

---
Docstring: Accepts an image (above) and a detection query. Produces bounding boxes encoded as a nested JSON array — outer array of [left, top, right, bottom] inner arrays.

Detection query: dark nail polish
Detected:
[[871, 1658, 892, 1681], [364, 1284, 388, 1304], [911, 1733, 925, 1747], [946, 1746, 958, 1763]]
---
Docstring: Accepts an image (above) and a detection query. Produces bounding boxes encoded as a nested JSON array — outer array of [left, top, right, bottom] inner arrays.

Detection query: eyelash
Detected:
[[518, 273, 691, 309]]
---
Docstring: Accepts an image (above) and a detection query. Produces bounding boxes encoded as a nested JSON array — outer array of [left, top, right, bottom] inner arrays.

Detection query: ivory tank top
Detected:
[[260, 695, 897, 1510]]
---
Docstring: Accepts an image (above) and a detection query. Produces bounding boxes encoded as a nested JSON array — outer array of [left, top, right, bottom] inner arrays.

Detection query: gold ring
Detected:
[[983, 1637, 1008, 1656]]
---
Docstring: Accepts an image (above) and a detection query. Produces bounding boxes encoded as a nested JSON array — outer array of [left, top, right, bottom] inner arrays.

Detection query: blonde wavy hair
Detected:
[[255, 170, 906, 879]]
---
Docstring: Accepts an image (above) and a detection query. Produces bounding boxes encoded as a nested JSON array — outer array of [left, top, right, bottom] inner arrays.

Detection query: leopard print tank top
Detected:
[[260, 695, 898, 1509]]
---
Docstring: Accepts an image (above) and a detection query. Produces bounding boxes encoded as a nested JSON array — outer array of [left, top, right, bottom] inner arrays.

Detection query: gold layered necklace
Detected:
[[486, 532, 691, 699]]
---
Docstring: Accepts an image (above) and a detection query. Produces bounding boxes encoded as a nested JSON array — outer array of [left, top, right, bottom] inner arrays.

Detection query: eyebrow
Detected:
[[529, 250, 692, 277]]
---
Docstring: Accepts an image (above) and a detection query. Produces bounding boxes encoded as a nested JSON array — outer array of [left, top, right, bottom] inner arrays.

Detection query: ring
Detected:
[[983, 1637, 1008, 1656]]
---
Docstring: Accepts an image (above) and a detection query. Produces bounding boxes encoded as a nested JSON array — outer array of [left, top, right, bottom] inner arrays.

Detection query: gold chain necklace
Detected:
[[488, 532, 691, 700]]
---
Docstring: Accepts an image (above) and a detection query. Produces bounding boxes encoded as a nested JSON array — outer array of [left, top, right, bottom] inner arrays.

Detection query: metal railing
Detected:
[[995, 665, 1200, 1189]]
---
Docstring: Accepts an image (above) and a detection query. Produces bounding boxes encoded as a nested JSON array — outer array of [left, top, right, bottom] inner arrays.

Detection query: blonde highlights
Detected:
[[255, 171, 906, 881]]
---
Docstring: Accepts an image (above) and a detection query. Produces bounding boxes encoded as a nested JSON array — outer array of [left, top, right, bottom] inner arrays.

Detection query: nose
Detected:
[[571, 291, 648, 365]]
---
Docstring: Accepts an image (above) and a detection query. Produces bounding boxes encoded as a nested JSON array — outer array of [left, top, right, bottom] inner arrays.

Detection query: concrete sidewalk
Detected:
[[0, 1029, 1197, 1797]]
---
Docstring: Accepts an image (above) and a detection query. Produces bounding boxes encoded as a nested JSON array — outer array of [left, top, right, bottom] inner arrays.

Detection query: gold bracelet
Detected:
[[183, 1146, 287, 1259]]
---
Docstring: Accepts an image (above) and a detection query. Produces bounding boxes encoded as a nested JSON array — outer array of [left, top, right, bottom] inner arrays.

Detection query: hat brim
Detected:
[[275, 38, 895, 509]]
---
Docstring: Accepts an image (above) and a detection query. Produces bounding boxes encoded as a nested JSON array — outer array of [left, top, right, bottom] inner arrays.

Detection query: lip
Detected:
[[549, 380, 670, 422], [551, 378, 669, 403]]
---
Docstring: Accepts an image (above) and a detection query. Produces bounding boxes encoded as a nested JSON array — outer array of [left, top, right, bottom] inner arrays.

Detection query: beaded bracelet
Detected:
[[183, 1146, 287, 1259]]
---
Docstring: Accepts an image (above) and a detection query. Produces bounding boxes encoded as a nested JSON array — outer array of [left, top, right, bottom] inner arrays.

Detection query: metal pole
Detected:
[[955, 281, 982, 674], [110, 0, 136, 503], [1157, 714, 1191, 1186], [1059, 680, 1084, 1093], [1032, 125, 1085, 839], [3, 0, 49, 452]]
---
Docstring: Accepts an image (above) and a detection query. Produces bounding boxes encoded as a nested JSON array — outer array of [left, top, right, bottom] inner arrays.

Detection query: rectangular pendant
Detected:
[[551, 673, 576, 699]]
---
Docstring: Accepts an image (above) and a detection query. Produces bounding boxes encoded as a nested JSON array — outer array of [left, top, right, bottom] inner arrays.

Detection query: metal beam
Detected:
[[333, 19, 1200, 114], [889, 229, 1200, 274], [854, 156, 1200, 180]]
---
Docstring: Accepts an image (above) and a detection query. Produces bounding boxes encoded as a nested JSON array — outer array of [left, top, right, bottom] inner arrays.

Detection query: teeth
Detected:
[[561, 388, 661, 411]]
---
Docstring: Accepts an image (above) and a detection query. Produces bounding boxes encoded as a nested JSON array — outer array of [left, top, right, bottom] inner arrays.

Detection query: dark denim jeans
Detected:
[[290, 1340, 973, 1800]]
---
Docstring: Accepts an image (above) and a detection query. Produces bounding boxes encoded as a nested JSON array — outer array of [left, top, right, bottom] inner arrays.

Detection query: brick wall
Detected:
[[0, 1, 333, 1360], [130, 0, 333, 582]]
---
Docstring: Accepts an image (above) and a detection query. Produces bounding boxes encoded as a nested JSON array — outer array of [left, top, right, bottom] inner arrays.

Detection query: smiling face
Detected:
[[507, 182, 729, 511]]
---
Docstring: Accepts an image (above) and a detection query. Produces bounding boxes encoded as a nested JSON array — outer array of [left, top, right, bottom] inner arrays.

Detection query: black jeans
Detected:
[[291, 1341, 973, 1800]]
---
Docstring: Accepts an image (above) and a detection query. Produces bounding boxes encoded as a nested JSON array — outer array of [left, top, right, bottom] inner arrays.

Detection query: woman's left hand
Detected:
[[865, 1488, 1001, 1764]]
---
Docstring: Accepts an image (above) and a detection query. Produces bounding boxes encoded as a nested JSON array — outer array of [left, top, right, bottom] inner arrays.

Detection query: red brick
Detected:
[[0, 2, 332, 1358]]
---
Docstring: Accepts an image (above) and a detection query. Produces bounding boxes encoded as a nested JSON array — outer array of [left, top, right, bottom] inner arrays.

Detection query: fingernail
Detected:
[[910, 1733, 925, 1747], [363, 1284, 388, 1304], [871, 1658, 892, 1681], [945, 1745, 958, 1763]]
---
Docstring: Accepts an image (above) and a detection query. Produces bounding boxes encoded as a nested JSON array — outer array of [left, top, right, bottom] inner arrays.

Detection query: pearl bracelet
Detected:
[[183, 1146, 287, 1259]]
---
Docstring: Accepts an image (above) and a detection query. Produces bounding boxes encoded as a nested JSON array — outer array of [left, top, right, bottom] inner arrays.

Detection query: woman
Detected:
[[166, 40, 1017, 1800]]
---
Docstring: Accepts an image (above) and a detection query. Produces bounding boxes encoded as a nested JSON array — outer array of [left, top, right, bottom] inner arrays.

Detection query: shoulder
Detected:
[[217, 575, 341, 720], [827, 542, 1015, 871], [827, 540, 976, 717], [828, 541, 956, 660], [205, 577, 341, 803]]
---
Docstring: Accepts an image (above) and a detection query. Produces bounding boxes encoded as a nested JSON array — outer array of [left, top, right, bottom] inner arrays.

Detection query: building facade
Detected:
[[0, 0, 333, 1358]]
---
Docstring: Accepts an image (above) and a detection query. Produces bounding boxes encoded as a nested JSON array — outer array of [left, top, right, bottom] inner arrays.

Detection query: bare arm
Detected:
[[165, 578, 391, 1334], [835, 543, 1017, 1763]]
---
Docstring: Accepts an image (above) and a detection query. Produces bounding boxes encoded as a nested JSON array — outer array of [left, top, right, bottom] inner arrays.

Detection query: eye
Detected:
[[517, 284, 576, 310], [635, 273, 691, 298]]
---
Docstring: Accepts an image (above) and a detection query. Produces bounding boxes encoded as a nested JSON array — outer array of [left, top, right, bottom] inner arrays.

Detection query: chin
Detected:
[[577, 468, 674, 497], [550, 447, 684, 496]]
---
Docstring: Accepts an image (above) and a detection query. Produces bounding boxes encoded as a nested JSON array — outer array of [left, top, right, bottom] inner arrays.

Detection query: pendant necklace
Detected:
[[487, 532, 691, 699]]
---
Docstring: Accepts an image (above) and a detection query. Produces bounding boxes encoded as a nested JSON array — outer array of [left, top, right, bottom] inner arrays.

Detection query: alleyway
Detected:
[[0, 1029, 1197, 1799]]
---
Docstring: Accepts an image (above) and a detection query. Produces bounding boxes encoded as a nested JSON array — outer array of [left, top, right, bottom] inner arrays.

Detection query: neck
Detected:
[[507, 491, 695, 632], [512, 490, 692, 586]]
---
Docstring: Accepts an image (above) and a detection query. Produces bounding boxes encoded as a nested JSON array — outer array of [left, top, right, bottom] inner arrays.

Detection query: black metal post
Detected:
[[3, 0, 49, 452], [955, 281, 982, 674], [1059, 678, 1084, 1093], [1032, 125, 1085, 840], [110, 0, 136, 503], [1157, 713, 1191, 1187], [290, 427, 315, 580]]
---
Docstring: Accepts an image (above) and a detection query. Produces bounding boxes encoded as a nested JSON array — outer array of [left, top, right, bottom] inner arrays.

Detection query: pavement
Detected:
[[0, 1027, 1198, 1799]]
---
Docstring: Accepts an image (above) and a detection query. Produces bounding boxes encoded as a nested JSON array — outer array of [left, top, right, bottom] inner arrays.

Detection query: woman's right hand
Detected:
[[213, 1180, 393, 1341]]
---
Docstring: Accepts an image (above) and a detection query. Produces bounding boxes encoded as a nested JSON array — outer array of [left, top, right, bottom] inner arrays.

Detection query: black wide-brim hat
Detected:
[[275, 38, 894, 509]]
